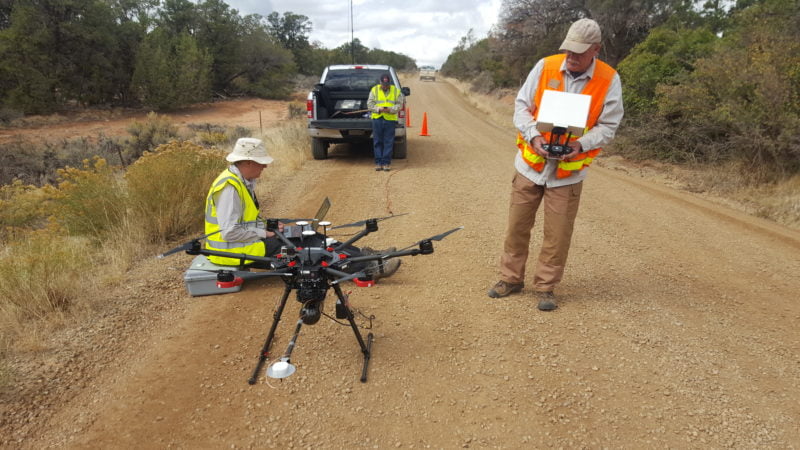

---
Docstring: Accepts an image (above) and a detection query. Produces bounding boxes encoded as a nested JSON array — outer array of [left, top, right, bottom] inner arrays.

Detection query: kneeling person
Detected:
[[204, 138, 400, 279]]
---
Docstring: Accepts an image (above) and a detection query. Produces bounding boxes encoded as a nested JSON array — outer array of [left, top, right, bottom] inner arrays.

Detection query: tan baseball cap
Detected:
[[226, 138, 274, 165], [559, 18, 602, 54]]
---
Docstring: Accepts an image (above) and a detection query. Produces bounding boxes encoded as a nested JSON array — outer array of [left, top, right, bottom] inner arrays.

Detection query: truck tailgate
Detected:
[[310, 119, 373, 130]]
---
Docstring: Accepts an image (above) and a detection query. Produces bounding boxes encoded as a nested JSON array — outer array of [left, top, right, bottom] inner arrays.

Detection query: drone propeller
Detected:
[[330, 213, 409, 229], [157, 230, 221, 258], [399, 226, 464, 251], [276, 218, 316, 223], [157, 218, 288, 259]]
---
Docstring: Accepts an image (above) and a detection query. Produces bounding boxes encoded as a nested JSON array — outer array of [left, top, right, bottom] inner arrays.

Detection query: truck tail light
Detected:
[[399, 104, 406, 119], [306, 99, 314, 119]]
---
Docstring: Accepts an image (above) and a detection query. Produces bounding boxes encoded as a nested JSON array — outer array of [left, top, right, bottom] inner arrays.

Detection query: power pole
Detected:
[[350, 0, 354, 63]]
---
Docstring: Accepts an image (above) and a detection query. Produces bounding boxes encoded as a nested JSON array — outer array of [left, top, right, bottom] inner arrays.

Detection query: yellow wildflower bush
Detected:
[[125, 141, 226, 242], [0, 180, 52, 242], [48, 156, 126, 238]]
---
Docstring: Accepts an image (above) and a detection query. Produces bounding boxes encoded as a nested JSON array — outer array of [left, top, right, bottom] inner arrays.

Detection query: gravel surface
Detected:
[[2, 79, 799, 448]]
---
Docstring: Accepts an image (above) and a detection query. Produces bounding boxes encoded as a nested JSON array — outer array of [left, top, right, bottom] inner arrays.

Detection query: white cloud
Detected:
[[226, 0, 502, 68]]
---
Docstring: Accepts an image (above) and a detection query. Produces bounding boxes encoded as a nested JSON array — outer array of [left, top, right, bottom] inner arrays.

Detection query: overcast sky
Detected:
[[226, 0, 503, 68]]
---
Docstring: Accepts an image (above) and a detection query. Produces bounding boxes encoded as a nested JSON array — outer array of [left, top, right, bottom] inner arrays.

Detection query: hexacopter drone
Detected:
[[159, 209, 461, 385]]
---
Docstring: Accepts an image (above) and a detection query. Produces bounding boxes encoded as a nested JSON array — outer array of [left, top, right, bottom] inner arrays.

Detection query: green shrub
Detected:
[[0, 136, 119, 186], [0, 107, 22, 124], [615, 0, 800, 180], [617, 26, 717, 117], [0, 140, 61, 186], [124, 112, 179, 161], [131, 29, 212, 110], [229, 126, 252, 143], [125, 141, 226, 242]]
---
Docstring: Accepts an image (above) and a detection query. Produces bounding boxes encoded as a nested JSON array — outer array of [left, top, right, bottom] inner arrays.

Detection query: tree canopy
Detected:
[[0, 0, 415, 114]]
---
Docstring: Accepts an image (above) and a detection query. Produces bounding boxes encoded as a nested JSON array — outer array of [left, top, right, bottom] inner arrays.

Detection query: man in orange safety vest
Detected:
[[488, 18, 624, 311]]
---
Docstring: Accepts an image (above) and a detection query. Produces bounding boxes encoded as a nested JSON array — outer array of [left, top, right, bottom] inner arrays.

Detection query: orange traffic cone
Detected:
[[419, 112, 430, 136], [405, 107, 412, 127]]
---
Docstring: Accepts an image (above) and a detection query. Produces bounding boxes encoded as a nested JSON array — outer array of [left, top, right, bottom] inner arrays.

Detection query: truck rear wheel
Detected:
[[393, 138, 407, 159], [312, 138, 328, 160]]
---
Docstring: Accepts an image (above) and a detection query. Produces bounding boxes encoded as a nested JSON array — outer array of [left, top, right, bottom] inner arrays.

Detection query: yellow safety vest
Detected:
[[204, 168, 266, 265], [370, 84, 399, 121], [517, 54, 616, 179]]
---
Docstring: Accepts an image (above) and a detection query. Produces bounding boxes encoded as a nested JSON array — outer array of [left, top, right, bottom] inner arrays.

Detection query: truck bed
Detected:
[[313, 85, 371, 119]]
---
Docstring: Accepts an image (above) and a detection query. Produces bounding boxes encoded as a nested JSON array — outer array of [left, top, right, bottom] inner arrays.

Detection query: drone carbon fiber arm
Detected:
[[191, 247, 283, 268], [332, 225, 375, 252]]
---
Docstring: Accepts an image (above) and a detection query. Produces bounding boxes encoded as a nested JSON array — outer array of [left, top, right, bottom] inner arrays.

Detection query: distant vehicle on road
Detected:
[[419, 65, 437, 82], [306, 64, 411, 160]]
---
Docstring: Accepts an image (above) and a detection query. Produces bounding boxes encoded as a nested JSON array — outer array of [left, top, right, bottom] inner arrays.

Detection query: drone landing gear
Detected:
[[248, 285, 292, 385], [247, 283, 374, 385], [333, 283, 374, 383]]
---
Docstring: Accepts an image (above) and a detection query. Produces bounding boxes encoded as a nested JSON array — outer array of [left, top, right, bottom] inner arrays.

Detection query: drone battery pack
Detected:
[[183, 255, 243, 297]]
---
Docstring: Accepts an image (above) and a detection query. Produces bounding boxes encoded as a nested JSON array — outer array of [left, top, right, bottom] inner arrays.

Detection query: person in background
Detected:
[[367, 73, 404, 172], [487, 18, 624, 311], [204, 137, 400, 279]]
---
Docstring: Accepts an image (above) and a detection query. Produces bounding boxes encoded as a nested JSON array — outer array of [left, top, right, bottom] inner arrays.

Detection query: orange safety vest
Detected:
[[517, 54, 616, 179]]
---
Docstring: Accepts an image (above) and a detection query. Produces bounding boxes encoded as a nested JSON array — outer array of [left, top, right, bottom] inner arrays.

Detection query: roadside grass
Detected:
[[693, 165, 800, 229], [0, 114, 311, 379], [443, 77, 800, 230], [259, 119, 308, 175], [443, 77, 515, 131]]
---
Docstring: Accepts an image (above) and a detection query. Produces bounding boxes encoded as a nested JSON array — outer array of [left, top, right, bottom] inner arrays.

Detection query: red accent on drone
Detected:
[[354, 278, 375, 288], [217, 277, 243, 289]]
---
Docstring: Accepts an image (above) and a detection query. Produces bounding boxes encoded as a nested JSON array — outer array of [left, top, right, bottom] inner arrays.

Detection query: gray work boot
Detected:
[[371, 257, 401, 280], [361, 247, 400, 280], [487, 280, 524, 298], [536, 291, 557, 311]]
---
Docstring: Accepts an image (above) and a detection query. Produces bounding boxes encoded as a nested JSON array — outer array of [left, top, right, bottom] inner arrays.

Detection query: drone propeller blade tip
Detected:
[[331, 212, 410, 229]]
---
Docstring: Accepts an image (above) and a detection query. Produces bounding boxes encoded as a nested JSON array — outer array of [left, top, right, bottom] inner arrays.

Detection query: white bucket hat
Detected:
[[559, 18, 602, 54], [226, 138, 274, 165]]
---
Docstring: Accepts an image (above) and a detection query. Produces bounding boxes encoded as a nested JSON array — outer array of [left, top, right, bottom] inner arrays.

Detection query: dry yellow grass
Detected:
[[443, 77, 516, 130], [0, 231, 95, 351], [257, 119, 309, 177], [0, 117, 310, 362]]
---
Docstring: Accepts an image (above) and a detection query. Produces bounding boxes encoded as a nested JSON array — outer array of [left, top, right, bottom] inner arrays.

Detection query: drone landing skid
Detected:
[[247, 283, 373, 385]]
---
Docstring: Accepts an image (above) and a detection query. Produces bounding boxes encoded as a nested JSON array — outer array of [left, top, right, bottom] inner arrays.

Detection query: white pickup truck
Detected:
[[306, 64, 411, 160], [419, 65, 436, 82]]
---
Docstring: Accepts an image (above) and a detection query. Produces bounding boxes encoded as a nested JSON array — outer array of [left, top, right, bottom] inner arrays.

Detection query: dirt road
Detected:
[[7, 79, 800, 448]]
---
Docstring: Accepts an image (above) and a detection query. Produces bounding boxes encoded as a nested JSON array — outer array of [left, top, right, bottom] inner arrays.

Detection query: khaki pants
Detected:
[[499, 173, 583, 292]]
